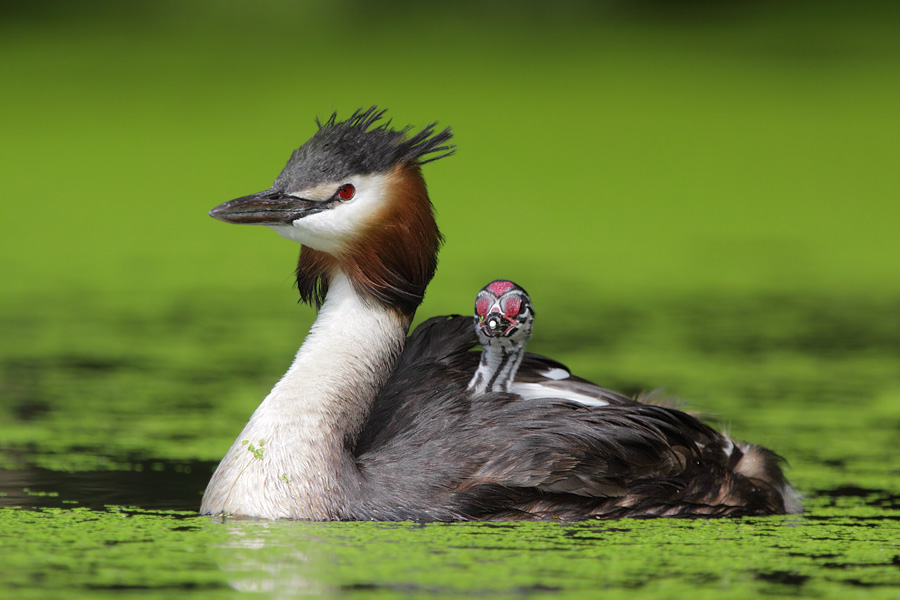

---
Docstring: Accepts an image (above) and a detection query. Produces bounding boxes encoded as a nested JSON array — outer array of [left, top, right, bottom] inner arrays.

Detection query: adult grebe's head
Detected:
[[208, 107, 455, 316]]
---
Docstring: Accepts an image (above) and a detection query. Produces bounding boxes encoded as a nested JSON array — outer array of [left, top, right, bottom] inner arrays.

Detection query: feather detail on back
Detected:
[[352, 316, 799, 520]]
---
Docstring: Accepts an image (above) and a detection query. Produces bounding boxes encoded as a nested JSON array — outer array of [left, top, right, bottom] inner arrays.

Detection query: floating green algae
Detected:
[[0, 508, 233, 600], [2, 275, 900, 599], [5, 507, 899, 600], [3, 291, 898, 598]]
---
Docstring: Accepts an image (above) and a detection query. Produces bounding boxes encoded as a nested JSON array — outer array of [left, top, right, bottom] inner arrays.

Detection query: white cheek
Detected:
[[269, 209, 352, 253], [268, 174, 388, 253]]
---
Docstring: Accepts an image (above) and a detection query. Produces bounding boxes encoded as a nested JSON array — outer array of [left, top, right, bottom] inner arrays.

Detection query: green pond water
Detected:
[[2, 292, 899, 598], [3, 1, 900, 598]]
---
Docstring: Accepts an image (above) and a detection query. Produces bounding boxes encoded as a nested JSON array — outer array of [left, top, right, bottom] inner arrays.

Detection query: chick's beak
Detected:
[[479, 311, 519, 338]]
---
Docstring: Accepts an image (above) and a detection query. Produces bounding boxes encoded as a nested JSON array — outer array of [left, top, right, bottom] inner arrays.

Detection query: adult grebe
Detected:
[[200, 108, 800, 520]]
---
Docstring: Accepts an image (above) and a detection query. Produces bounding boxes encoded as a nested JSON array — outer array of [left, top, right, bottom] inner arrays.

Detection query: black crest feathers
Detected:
[[315, 107, 455, 166], [275, 107, 455, 192]]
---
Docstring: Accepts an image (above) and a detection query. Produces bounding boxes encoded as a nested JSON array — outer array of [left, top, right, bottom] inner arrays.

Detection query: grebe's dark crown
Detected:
[[274, 106, 455, 192]]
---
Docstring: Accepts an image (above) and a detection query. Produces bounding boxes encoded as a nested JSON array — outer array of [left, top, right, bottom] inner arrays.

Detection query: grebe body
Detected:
[[200, 109, 800, 520]]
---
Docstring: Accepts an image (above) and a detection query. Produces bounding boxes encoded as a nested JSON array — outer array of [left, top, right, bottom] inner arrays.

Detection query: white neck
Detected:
[[200, 271, 408, 519]]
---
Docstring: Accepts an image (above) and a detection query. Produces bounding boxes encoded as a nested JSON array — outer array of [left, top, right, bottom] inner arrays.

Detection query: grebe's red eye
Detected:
[[336, 184, 355, 200]]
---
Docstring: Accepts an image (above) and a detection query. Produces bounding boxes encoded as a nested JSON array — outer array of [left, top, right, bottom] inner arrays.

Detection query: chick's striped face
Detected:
[[474, 280, 533, 339]]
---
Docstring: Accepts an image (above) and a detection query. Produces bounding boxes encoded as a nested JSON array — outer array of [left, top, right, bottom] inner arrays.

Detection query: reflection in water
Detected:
[[213, 519, 334, 596], [0, 459, 214, 510]]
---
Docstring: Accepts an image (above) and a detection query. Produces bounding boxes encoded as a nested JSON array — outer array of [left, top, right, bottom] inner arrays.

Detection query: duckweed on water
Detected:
[[2, 290, 900, 598], [216, 516, 900, 597], [3, 508, 900, 599], [0, 508, 232, 599]]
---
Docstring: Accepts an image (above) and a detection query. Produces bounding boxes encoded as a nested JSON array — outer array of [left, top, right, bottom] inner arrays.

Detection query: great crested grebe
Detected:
[[200, 107, 801, 521]]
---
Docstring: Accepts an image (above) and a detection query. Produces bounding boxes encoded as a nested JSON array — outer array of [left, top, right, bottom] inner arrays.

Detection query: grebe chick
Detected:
[[468, 280, 534, 395]]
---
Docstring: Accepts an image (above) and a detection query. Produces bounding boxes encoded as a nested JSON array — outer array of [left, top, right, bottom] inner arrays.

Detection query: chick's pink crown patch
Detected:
[[486, 280, 516, 296]]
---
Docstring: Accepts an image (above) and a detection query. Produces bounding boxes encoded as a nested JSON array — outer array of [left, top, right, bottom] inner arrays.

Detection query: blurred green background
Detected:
[[3, 1, 898, 309]]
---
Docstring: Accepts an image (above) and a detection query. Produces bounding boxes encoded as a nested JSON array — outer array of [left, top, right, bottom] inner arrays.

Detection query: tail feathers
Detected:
[[699, 433, 802, 515], [732, 442, 803, 514], [457, 434, 801, 521], [609, 438, 802, 518], [584, 435, 803, 519]]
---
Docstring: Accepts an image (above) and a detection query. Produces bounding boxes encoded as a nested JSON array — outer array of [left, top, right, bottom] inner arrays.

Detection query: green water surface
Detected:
[[2, 1, 900, 598]]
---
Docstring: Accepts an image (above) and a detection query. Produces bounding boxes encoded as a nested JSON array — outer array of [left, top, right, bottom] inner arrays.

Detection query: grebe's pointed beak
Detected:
[[209, 189, 324, 225]]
